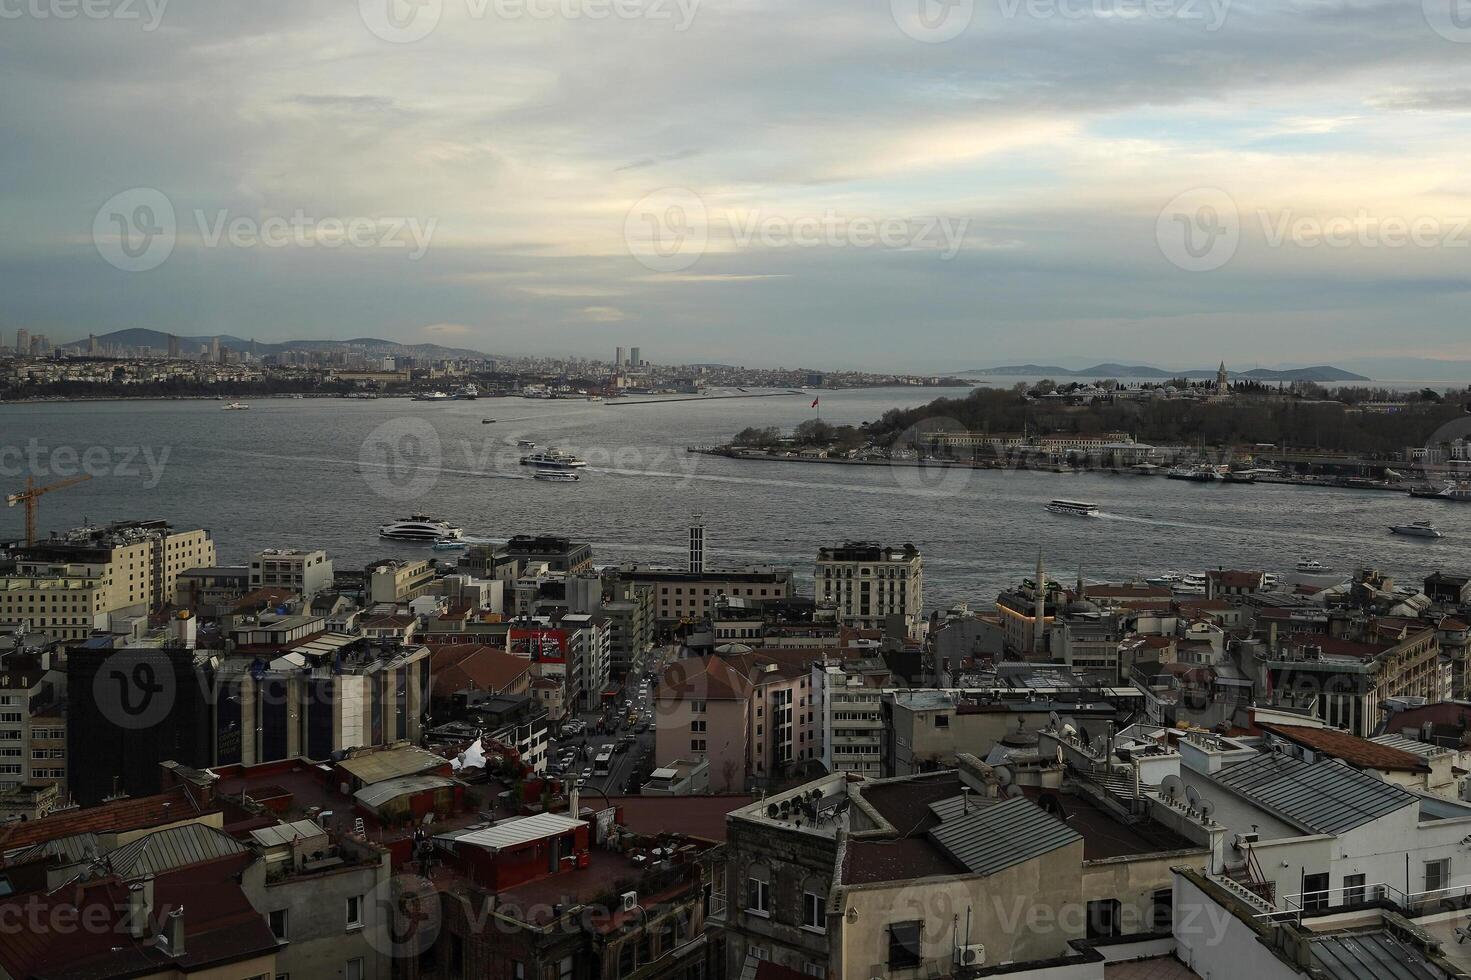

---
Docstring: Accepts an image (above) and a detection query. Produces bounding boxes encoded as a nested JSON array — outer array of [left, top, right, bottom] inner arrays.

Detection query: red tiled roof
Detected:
[[1207, 570, 1264, 589], [0, 786, 208, 853], [1178, 598, 1234, 612], [430, 645, 530, 695], [1260, 723, 1431, 773]]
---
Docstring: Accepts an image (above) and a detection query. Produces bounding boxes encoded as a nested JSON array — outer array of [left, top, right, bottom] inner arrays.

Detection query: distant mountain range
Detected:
[[962, 363, 1371, 383], [60, 329, 494, 362]]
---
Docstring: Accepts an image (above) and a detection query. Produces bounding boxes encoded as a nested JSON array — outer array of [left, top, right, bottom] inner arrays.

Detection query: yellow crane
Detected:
[[6, 474, 92, 546]]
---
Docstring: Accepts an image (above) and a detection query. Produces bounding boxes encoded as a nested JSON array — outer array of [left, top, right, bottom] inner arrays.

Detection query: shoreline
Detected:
[[685, 446, 1458, 497]]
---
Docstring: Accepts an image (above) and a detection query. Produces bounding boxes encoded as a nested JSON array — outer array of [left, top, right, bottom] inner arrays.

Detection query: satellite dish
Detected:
[[1161, 774, 1185, 801], [994, 765, 1013, 787], [1186, 785, 1201, 808], [1048, 710, 1062, 729], [1197, 798, 1216, 820], [1003, 784, 1024, 799], [1076, 724, 1092, 745]]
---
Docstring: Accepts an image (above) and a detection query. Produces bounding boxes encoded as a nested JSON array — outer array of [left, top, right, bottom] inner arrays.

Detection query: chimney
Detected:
[[126, 882, 150, 939], [569, 781, 580, 819], [163, 907, 185, 957]]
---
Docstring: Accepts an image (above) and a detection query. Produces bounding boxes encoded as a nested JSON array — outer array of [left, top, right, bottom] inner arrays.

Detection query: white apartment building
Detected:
[[0, 521, 216, 640], [560, 613, 611, 711], [814, 542, 922, 634], [250, 548, 334, 599], [812, 662, 883, 778]]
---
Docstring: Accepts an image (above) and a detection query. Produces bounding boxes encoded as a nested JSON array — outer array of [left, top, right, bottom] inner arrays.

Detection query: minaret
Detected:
[[1217, 360, 1228, 392], [1076, 563, 1085, 602], [1034, 551, 1047, 652]]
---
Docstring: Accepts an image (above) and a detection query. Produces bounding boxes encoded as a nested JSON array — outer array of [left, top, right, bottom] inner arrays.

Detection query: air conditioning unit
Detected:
[[620, 891, 638, 912], [956, 943, 986, 967]]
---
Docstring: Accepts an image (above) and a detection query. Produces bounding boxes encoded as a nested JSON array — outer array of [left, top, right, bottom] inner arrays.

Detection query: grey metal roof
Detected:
[[1213, 753, 1414, 835], [4, 832, 100, 866], [354, 774, 456, 808], [927, 794, 1001, 824], [1370, 733, 1446, 759], [927, 797, 1080, 875], [105, 824, 248, 878], [249, 819, 327, 848], [1309, 930, 1445, 980]]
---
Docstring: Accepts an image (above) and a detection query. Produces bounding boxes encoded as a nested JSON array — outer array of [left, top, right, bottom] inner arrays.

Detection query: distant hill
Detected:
[[962, 363, 1370, 383], [59, 330, 494, 361]]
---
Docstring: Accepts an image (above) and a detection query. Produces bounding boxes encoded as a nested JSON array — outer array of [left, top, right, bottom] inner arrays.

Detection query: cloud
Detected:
[[422, 323, 473, 336], [579, 306, 628, 323]]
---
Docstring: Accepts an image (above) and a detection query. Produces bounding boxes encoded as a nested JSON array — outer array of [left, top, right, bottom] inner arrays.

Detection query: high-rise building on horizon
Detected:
[[630, 346, 641, 367], [615, 345, 625, 369], [14, 328, 28, 356], [167, 333, 180, 358]]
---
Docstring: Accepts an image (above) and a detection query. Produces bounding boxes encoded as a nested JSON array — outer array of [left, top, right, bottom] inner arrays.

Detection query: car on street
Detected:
[[581, 767, 593, 780], [635, 722, 650, 734]]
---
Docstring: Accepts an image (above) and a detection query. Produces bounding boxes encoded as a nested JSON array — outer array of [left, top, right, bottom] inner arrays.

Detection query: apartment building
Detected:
[[614, 563, 794, 624], [812, 660, 884, 778], [560, 612, 611, 710], [815, 541, 923, 635], [367, 557, 435, 603], [0, 520, 216, 640], [0, 648, 66, 796], [250, 547, 334, 599]]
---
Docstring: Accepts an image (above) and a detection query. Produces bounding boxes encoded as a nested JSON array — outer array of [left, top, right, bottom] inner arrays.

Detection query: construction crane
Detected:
[[6, 474, 91, 546]]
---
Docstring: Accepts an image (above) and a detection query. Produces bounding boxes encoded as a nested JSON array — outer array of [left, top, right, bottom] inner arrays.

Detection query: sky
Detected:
[[4, 0, 1471, 373]]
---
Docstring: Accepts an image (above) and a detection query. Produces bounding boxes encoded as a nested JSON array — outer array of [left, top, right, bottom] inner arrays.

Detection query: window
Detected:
[[1343, 873, 1366, 906], [1426, 859, 1451, 894], [345, 895, 363, 929], [747, 873, 770, 915], [345, 959, 364, 980], [888, 921, 922, 969], [1302, 872, 1330, 912], [511, 960, 524, 980], [1149, 889, 1172, 931], [268, 908, 288, 942], [1087, 899, 1121, 938], [558, 955, 573, 980], [933, 714, 949, 729], [802, 890, 826, 932]]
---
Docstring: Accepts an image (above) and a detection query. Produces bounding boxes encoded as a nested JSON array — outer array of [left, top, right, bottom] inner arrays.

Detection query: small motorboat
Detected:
[[1390, 521, 1444, 538], [432, 538, 468, 550], [222, 401, 249, 410], [482, 419, 496, 424], [1296, 558, 1331, 573], [517, 440, 536, 449], [534, 470, 580, 483]]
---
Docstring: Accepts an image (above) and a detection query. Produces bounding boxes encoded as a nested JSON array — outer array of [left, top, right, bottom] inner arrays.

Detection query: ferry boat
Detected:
[[1296, 558, 1332, 573], [534, 470, 581, 483], [413, 391, 451, 402], [520, 448, 588, 470], [1390, 521, 1443, 538], [221, 401, 249, 411], [1045, 499, 1099, 517], [379, 515, 464, 542], [1410, 481, 1471, 502], [1222, 470, 1257, 484], [432, 538, 469, 550], [455, 384, 479, 400], [1146, 571, 1183, 587]]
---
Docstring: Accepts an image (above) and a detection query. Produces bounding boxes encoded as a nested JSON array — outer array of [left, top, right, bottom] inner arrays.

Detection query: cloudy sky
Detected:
[[4, 0, 1471, 371]]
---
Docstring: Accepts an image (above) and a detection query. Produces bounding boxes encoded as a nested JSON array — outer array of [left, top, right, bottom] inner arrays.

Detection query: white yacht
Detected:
[[1411, 481, 1471, 502], [1045, 499, 1099, 517], [413, 391, 451, 402], [516, 439, 536, 449], [1296, 558, 1332, 573], [1146, 571, 1183, 587], [1390, 521, 1443, 538], [379, 514, 464, 541], [534, 470, 581, 483], [520, 448, 588, 470], [1173, 572, 1207, 595], [221, 401, 249, 410]]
